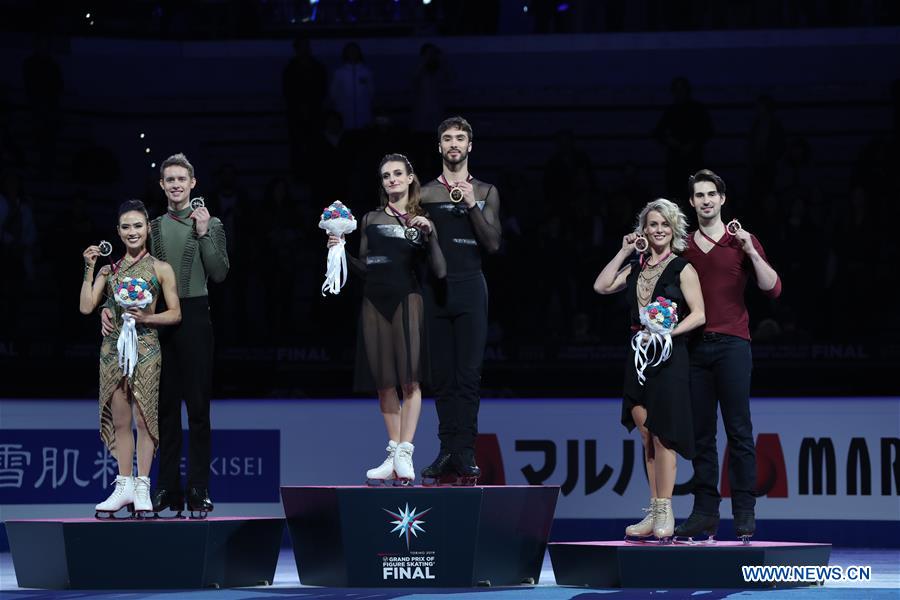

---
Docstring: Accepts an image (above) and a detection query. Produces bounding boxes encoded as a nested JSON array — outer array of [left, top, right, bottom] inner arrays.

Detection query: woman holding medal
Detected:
[[327, 154, 446, 485], [593, 198, 705, 542], [80, 199, 181, 518]]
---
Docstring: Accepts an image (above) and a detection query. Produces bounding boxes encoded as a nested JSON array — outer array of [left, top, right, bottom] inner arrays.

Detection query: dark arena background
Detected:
[[0, 1, 898, 597]]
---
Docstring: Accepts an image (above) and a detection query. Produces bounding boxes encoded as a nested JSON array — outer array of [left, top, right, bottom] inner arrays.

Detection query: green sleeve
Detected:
[[198, 217, 229, 283]]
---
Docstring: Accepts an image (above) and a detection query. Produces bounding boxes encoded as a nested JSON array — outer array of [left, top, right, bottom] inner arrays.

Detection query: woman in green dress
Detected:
[[80, 200, 181, 518]]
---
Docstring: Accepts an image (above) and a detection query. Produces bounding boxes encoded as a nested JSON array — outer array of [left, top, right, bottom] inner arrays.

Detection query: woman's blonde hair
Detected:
[[634, 198, 688, 253]]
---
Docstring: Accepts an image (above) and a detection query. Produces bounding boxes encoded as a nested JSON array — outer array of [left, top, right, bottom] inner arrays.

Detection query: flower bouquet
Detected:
[[319, 201, 357, 296], [113, 277, 153, 378], [630, 296, 678, 385]]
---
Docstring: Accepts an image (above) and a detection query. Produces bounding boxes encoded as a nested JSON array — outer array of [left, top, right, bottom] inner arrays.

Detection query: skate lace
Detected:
[[653, 501, 672, 525], [631, 505, 653, 524], [396, 446, 412, 459], [134, 478, 150, 497], [106, 477, 128, 499]]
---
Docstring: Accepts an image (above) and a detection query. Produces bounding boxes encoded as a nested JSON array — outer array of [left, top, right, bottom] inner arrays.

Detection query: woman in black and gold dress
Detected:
[[593, 198, 706, 542], [80, 200, 181, 517], [328, 154, 446, 484]]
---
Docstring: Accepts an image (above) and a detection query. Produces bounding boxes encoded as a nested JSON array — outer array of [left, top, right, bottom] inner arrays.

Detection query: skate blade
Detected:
[[188, 511, 209, 520], [152, 504, 185, 519], [94, 506, 134, 520], [392, 478, 415, 487], [366, 478, 396, 487], [132, 510, 155, 520], [654, 535, 674, 545], [94, 511, 126, 520], [452, 476, 479, 487], [673, 535, 716, 545], [624, 535, 654, 544], [153, 511, 185, 519], [739, 535, 753, 545]]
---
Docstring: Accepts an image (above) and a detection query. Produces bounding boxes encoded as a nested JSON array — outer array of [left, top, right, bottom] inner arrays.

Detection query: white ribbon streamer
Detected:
[[112, 276, 153, 379], [630, 330, 673, 386], [117, 313, 139, 378], [321, 238, 349, 296], [319, 209, 357, 297]]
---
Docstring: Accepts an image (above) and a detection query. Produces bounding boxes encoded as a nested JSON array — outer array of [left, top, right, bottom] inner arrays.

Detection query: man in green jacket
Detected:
[[104, 153, 228, 517]]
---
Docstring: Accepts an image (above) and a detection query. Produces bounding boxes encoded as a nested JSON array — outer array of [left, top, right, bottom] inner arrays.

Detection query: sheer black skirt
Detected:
[[353, 286, 429, 392]]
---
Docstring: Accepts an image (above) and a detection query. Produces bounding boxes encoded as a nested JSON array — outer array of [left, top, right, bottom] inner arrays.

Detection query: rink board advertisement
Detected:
[[0, 429, 279, 504], [1, 398, 897, 524]]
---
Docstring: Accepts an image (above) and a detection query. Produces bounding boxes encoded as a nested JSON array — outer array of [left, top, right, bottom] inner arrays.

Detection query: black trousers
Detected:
[[424, 274, 488, 457], [688, 333, 756, 516], [156, 297, 214, 492]]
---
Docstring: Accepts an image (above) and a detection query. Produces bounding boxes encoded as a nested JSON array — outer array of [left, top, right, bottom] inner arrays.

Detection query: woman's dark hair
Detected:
[[118, 199, 149, 223]]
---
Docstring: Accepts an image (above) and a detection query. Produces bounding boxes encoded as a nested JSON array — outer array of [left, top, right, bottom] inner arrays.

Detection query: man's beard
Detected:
[[442, 149, 468, 165]]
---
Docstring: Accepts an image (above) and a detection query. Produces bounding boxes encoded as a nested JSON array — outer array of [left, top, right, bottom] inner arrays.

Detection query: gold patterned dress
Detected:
[[98, 254, 161, 453]]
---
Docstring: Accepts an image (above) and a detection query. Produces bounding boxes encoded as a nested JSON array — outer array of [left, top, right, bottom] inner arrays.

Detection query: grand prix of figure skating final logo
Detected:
[[380, 503, 437, 581], [383, 502, 432, 550]]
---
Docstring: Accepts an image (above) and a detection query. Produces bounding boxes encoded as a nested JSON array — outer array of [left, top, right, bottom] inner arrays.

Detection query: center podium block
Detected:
[[281, 485, 559, 587]]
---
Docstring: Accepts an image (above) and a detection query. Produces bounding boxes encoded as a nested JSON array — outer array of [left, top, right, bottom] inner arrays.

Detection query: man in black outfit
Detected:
[[419, 116, 501, 484]]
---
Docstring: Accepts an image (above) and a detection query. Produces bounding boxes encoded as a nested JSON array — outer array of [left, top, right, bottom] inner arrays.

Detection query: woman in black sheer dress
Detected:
[[328, 154, 446, 484]]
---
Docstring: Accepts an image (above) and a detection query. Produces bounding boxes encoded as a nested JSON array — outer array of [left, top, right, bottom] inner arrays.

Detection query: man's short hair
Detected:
[[688, 168, 726, 197], [160, 153, 195, 179], [438, 116, 473, 142]]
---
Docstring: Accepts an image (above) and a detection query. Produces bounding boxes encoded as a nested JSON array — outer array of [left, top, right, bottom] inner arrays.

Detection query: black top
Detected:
[[420, 178, 500, 279], [358, 210, 441, 319], [621, 255, 695, 459], [625, 256, 692, 328]]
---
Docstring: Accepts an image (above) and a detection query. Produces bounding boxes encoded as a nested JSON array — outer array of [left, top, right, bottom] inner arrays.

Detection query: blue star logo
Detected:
[[384, 503, 432, 550]]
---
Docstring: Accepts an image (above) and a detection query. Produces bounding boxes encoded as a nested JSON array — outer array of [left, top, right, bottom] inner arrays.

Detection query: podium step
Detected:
[[282, 485, 559, 587], [6, 516, 284, 589], [549, 540, 832, 588]]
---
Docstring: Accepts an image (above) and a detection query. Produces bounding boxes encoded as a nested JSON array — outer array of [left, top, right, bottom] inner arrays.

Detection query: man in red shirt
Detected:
[[676, 169, 782, 543]]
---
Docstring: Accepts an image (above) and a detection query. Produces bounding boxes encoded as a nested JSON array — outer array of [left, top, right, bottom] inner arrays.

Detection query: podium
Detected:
[[6, 517, 284, 589], [549, 540, 833, 588], [281, 485, 559, 587]]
